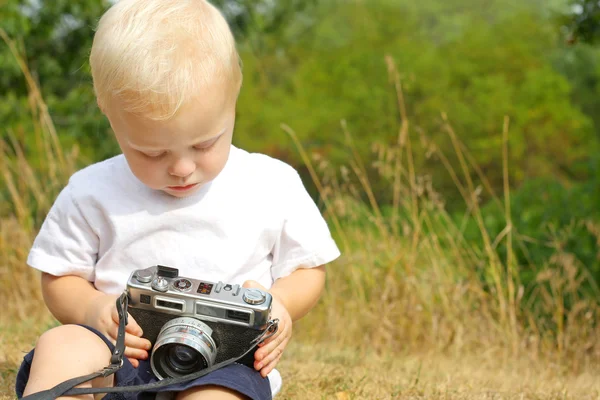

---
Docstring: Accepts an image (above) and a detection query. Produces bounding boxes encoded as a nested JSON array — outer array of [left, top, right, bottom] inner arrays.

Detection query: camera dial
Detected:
[[174, 278, 192, 292], [243, 289, 266, 305], [134, 269, 153, 283]]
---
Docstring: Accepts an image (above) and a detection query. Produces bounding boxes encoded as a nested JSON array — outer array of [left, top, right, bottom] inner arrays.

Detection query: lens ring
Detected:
[[151, 317, 217, 379]]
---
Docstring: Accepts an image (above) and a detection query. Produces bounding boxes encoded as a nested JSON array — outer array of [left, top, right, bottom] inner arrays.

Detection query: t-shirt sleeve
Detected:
[[27, 185, 98, 280], [270, 169, 341, 281]]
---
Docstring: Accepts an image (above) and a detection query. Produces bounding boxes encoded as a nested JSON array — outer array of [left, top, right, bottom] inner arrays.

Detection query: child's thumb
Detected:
[[242, 280, 266, 290]]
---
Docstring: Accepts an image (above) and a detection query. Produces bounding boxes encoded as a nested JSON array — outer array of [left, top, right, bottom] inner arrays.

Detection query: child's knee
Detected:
[[24, 325, 115, 396], [175, 385, 249, 400], [35, 325, 111, 363]]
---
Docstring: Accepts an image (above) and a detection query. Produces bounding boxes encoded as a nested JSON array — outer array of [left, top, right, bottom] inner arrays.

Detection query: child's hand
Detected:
[[243, 280, 292, 378], [84, 293, 152, 368]]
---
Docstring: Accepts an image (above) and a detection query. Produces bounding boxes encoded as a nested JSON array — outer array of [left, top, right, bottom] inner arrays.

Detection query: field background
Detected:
[[1, 0, 600, 399]]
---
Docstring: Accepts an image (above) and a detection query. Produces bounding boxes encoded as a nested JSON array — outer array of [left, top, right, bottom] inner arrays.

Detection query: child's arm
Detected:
[[244, 265, 326, 377], [42, 273, 105, 324], [269, 265, 326, 322], [42, 272, 151, 367]]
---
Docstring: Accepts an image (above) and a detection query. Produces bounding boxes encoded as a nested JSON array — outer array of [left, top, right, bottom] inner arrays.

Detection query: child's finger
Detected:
[[110, 308, 144, 337], [123, 343, 148, 361], [125, 322, 143, 336], [125, 313, 144, 337], [254, 333, 289, 370], [107, 329, 149, 366], [255, 324, 288, 362], [259, 351, 283, 378], [124, 331, 152, 351], [107, 325, 152, 351], [259, 316, 288, 346], [127, 357, 140, 368]]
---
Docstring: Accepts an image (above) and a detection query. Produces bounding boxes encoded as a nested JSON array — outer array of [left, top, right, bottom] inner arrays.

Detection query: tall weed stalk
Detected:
[[0, 29, 76, 323]]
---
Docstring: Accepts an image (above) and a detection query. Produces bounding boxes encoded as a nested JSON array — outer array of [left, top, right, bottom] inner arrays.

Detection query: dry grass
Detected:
[[277, 343, 600, 399], [1, 30, 600, 399], [2, 318, 600, 399]]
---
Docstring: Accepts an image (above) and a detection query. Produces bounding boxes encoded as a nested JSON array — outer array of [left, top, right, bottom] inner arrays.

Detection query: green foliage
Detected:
[[0, 0, 114, 165], [552, 43, 600, 143], [234, 0, 597, 207], [1, 0, 599, 208], [213, 0, 318, 39], [458, 165, 600, 292], [562, 0, 600, 44]]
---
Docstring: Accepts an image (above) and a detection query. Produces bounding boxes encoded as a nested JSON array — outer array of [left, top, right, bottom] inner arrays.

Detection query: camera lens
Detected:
[[151, 317, 217, 379], [166, 345, 201, 373], [173, 345, 195, 363]]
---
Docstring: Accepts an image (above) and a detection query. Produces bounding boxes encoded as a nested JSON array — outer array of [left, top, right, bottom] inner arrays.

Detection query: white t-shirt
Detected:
[[28, 145, 341, 396]]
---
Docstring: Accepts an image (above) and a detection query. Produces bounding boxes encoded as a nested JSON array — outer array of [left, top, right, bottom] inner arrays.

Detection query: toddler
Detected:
[[15, 1, 340, 399]]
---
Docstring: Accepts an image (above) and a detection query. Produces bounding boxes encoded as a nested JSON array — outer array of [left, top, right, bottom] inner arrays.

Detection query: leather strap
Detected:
[[22, 292, 278, 400]]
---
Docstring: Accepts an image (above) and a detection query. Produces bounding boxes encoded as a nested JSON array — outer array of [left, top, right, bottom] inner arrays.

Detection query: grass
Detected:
[[278, 344, 600, 399], [1, 30, 600, 399], [3, 318, 600, 399]]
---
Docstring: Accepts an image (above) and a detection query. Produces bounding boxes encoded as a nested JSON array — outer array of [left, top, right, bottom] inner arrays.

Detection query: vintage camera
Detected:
[[127, 265, 274, 379]]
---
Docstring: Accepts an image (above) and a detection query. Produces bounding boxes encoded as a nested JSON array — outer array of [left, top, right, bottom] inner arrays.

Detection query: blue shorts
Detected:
[[15, 325, 272, 400]]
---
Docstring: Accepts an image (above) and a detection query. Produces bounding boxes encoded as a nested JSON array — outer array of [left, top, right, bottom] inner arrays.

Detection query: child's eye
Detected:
[[193, 141, 216, 153], [141, 151, 166, 159]]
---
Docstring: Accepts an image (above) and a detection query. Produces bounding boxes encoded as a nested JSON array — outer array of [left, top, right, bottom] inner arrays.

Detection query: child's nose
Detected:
[[169, 157, 196, 177]]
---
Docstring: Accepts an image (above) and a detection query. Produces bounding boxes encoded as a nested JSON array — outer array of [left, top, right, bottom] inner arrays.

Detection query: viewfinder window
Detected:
[[226, 310, 251, 323], [156, 299, 184, 311]]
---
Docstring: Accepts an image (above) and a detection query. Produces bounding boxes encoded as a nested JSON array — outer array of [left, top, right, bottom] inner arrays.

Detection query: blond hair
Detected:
[[90, 0, 242, 120]]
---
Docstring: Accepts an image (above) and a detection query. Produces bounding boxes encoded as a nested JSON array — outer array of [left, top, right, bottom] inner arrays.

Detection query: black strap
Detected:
[[22, 292, 279, 400]]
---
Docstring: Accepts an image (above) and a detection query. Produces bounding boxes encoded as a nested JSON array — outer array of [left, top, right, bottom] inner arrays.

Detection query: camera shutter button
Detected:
[[243, 289, 266, 305], [151, 277, 169, 292]]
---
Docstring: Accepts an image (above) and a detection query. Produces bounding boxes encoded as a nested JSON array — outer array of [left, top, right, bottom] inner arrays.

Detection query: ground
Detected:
[[2, 321, 599, 400]]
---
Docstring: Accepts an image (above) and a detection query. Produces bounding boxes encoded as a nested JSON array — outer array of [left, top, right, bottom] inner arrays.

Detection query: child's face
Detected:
[[104, 85, 237, 198]]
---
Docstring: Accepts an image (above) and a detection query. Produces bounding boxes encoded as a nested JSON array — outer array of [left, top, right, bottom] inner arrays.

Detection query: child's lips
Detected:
[[167, 183, 198, 191]]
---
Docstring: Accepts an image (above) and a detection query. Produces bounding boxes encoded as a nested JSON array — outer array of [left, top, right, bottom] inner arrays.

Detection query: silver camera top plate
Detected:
[[126, 265, 272, 330]]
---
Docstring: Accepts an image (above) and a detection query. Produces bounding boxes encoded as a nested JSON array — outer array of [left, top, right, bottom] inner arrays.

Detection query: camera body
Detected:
[[127, 265, 273, 379]]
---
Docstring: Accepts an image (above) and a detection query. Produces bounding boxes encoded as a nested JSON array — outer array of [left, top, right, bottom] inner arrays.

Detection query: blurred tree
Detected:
[[552, 44, 600, 142], [0, 0, 317, 163], [554, 1, 600, 144], [0, 0, 112, 163], [215, 0, 317, 39], [234, 0, 596, 206], [1, 0, 599, 210], [563, 0, 600, 44]]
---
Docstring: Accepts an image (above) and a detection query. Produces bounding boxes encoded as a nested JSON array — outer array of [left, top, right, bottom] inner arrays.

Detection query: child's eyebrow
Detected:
[[130, 129, 226, 151]]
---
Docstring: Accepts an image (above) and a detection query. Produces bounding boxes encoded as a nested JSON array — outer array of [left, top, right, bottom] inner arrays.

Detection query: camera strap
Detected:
[[22, 292, 279, 400]]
